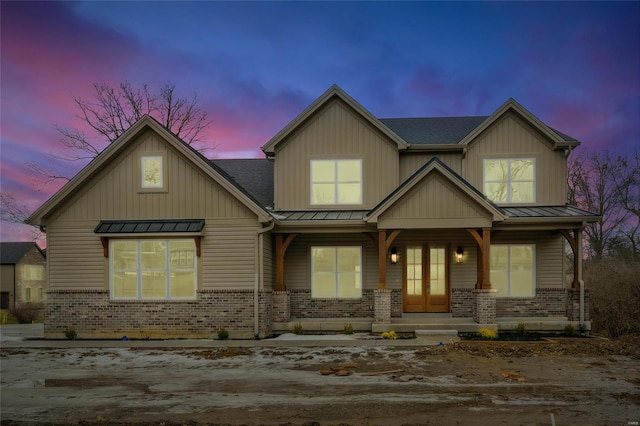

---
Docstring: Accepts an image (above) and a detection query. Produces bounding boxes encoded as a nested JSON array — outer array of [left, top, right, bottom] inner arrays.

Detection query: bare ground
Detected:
[[1, 336, 639, 426]]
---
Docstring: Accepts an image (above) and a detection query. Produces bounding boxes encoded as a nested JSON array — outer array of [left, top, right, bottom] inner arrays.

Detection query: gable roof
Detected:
[[365, 158, 505, 223], [261, 84, 408, 155], [0, 242, 45, 264], [457, 98, 579, 149], [27, 116, 272, 225]]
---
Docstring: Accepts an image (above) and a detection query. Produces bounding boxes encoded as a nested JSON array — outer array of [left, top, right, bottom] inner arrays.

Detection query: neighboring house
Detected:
[[27, 85, 599, 339], [0, 242, 47, 309]]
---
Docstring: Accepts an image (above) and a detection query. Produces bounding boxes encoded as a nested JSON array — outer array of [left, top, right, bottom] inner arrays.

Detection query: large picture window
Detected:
[[483, 159, 535, 203], [490, 244, 535, 297], [311, 246, 362, 298], [311, 159, 362, 205], [110, 239, 196, 300]]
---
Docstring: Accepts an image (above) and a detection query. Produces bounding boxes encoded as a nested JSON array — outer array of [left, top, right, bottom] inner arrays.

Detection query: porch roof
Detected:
[[502, 205, 600, 222], [271, 210, 367, 222]]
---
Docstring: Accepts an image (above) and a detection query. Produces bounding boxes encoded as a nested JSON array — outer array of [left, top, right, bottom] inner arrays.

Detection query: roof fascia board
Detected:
[[28, 116, 271, 225], [366, 160, 505, 223], [458, 98, 575, 149], [261, 85, 408, 154]]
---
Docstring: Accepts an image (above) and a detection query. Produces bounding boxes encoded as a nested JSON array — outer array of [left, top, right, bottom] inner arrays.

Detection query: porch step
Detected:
[[372, 321, 483, 333], [415, 329, 461, 344], [272, 318, 372, 333]]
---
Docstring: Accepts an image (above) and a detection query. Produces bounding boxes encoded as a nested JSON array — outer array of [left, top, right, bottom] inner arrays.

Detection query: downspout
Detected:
[[254, 221, 275, 339]]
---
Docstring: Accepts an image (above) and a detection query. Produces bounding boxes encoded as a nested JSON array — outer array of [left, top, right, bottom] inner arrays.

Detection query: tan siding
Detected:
[[201, 220, 260, 289], [379, 172, 492, 229], [262, 233, 274, 290], [274, 99, 399, 210], [47, 222, 105, 290], [492, 232, 564, 289], [464, 112, 567, 205], [1, 265, 15, 292], [51, 129, 255, 223], [399, 152, 462, 182], [283, 234, 381, 291]]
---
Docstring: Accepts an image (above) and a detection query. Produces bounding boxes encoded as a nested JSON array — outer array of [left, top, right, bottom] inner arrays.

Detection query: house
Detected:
[[27, 85, 599, 339], [0, 242, 47, 309]]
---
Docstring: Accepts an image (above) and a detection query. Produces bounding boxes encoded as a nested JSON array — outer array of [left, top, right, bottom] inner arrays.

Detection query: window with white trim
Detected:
[[311, 159, 362, 205], [311, 246, 362, 298], [110, 239, 196, 300], [141, 155, 164, 189], [490, 244, 535, 297], [483, 159, 535, 203]]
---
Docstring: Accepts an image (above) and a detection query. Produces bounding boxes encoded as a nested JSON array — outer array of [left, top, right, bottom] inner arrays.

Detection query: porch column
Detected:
[[377, 229, 401, 290], [275, 233, 298, 292], [467, 228, 492, 289], [559, 229, 581, 289]]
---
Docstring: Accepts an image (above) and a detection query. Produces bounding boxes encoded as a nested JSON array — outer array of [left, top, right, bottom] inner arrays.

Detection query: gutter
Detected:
[[254, 221, 275, 338]]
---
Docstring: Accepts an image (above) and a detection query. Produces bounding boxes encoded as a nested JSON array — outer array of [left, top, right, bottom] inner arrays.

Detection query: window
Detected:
[[490, 244, 535, 297], [38, 287, 44, 302], [110, 239, 196, 300], [25, 287, 31, 302], [142, 156, 163, 188], [483, 159, 535, 203], [311, 246, 362, 298], [25, 265, 44, 280], [311, 159, 362, 205]]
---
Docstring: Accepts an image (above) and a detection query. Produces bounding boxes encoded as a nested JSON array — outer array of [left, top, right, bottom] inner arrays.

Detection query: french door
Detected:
[[403, 245, 450, 313]]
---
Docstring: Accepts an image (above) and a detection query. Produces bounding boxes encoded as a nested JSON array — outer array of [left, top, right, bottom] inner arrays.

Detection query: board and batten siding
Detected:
[[463, 112, 568, 205], [273, 99, 399, 210], [49, 129, 256, 222], [43, 127, 263, 291], [399, 152, 462, 182], [378, 172, 492, 229]]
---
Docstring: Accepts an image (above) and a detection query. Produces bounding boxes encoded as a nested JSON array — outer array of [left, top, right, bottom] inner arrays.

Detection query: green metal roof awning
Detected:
[[94, 219, 205, 234]]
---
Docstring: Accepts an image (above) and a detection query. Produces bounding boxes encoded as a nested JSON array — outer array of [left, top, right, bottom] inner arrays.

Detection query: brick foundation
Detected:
[[451, 288, 474, 317], [45, 289, 273, 339], [496, 288, 567, 318], [566, 288, 589, 322], [374, 289, 392, 324], [473, 289, 497, 324], [289, 290, 375, 318], [272, 291, 291, 323]]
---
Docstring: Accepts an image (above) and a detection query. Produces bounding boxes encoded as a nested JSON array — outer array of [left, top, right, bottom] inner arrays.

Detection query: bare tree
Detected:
[[568, 150, 629, 260], [0, 194, 43, 241], [609, 150, 640, 259], [2, 81, 212, 239]]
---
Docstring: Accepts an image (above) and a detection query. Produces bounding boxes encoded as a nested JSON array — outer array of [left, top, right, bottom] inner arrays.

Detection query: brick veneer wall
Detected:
[[495, 288, 567, 318], [45, 289, 273, 339], [451, 288, 474, 317], [566, 289, 589, 321], [287, 289, 403, 319]]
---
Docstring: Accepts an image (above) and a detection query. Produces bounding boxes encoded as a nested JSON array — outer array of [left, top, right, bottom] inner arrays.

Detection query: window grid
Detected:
[[110, 239, 196, 300], [490, 244, 535, 297], [311, 246, 362, 298], [483, 158, 535, 203], [310, 159, 362, 205]]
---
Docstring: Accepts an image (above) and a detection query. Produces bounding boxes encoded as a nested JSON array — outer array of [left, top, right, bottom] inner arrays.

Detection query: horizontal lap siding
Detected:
[[202, 221, 258, 289], [47, 222, 105, 290]]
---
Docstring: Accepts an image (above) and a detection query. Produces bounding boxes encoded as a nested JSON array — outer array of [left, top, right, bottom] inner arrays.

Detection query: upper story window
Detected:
[[25, 265, 44, 280], [483, 158, 535, 203], [139, 153, 167, 192], [310, 159, 362, 205]]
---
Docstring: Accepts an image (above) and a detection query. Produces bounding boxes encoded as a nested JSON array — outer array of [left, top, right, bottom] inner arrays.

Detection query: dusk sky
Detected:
[[1, 1, 639, 243]]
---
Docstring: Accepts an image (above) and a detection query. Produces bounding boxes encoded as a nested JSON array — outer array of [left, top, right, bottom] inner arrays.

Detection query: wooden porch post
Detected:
[[467, 228, 492, 290], [559, 229, 581, 290], [377, 229, 402, 290], [275, 233, 298, 292]]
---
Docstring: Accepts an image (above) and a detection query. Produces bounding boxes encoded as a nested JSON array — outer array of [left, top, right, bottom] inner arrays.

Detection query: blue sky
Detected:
[[1, 1, 639, 241]]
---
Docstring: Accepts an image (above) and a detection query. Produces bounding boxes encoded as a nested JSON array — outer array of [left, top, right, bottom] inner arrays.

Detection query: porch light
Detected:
[[390, 247, 398, 264], [456, 246, 464, 263]]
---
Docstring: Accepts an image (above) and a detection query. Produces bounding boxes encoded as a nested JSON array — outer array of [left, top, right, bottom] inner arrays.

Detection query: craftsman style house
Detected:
[[27, 85, 598, 339]]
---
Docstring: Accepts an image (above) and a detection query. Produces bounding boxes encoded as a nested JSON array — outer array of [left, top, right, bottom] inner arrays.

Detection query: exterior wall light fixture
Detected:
[[390, 247, 398, 264], [456, 246, 464, 263]]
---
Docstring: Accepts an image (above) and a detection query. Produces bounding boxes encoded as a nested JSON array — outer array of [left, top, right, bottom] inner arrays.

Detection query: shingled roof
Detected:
[[380, 116, 489, 145], [0, 242, 45, 264], [210, 159, 274, 208]]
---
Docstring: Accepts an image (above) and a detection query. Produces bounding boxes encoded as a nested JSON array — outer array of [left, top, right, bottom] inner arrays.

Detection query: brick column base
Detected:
[[473, 289, 497, 324], [374, 289, 391, 324], [566, 288, 589, 322], [272, 291, 290, 323]]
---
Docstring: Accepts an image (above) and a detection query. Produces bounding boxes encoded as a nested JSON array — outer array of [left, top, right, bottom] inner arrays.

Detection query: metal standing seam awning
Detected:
[[94, 219, 205, 257]]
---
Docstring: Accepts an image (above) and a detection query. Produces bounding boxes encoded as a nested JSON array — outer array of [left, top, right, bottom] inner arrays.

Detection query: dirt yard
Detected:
[[1, 336, 639, 425]]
